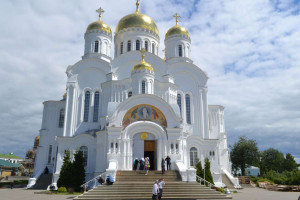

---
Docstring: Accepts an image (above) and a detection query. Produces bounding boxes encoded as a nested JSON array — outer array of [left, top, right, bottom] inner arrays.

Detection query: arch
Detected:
[[178, 44, 183, 57], [123, 121, 167, 140]]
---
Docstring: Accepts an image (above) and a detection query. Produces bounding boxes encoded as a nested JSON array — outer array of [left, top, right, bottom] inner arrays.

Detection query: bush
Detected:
[[57, 187, 67, 192], [216, 187, 225, 193]]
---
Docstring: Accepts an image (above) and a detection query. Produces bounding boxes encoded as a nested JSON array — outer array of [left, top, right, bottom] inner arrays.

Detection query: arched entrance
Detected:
[[123, 121, 168, 170]]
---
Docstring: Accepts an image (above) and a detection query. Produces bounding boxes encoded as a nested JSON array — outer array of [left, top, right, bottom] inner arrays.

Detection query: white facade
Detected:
[[32, 3, 232, 187]]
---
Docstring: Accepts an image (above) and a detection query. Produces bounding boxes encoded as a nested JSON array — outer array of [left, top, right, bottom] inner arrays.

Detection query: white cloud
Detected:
[[0, 0, 299, 162]]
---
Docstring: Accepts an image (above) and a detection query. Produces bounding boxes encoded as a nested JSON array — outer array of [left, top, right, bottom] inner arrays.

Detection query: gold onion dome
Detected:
[[165, 13, 190, 38], [86, 7, 112, 35], [115, 1, 159, 35], [132, 49, 154, 72]]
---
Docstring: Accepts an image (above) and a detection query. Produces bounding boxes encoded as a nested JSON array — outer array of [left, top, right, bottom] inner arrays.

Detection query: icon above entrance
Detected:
[[122, 104, 167, 130]]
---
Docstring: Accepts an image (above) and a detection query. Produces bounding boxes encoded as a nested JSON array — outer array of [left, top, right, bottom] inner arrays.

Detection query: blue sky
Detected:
[[0, 0, 299, 163]]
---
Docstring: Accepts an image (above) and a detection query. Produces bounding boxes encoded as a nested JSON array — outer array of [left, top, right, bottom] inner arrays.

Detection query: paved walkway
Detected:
[[0, 188, 76, 200], [231, 187, 300, 200], [0, 187, 299, 200]]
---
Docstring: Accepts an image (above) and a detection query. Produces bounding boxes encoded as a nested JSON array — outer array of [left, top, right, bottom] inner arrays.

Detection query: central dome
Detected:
[[115, 11, 159, 35]]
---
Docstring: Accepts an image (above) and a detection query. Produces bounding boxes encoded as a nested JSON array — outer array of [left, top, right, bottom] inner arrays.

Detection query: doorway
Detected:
[[144, 140, 156, 170]]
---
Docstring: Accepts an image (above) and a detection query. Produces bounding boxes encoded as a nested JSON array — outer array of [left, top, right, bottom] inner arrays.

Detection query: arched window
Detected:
[[177, 94, 182, 113], [58, 109, 65, 128], [179, 45, 183, 57], [136, 40, 140, 51], [93, 92, 100, 122], [128, 91, 132, 98], [145, 41, 149, 51], [190, 147, 198, 166], [127, 40, 131, 52], [142, 80, 146, 94], [120, 42, 124, 54], [83, 91, 90, 122], [80, 146, 88, 167], [186, 94, 191, 124], [94, 41, 99, 53], [152, 43, 155, 54]]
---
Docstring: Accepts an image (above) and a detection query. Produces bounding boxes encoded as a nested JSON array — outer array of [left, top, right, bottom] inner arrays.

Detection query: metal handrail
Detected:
[[81, 172, 107, 192], [196, 175, 215, 188]]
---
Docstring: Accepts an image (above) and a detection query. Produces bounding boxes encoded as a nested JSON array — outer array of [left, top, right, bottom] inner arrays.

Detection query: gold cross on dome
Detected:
[[173, 13, 181, 26], [96, 7, 104, 20], [136, 0, 141, 12], [140, 48, 146, 61]]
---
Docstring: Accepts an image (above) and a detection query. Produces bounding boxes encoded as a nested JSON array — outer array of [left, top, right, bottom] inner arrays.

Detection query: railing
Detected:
[[81, 172, 107, 193], [196, 175, 215, 188]]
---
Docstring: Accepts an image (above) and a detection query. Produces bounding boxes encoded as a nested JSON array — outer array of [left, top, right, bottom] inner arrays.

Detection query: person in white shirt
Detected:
[[158, 178, 165, 200], [152, 180, 159, 199]]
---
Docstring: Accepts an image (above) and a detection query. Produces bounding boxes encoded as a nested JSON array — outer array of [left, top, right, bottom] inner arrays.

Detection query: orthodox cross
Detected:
[[136, 0, 141, 12], [173, 13, 181, 26], [96, 7, 104, 21], [140, 48, 146, 61]]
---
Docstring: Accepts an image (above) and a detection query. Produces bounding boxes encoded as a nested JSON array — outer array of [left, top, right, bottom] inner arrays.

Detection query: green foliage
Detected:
[[260, 148, 285, 175], [70, 150, 86, 192], [57, 150, 72, 188], [204, 157, 214, 185], [283, 153, 298, 172], [13, 180, 28, 185], [57, 187, 67, 192], [230, 136, 260, 176], [265, 170, 300, 185], [195, 158, 204, 181]]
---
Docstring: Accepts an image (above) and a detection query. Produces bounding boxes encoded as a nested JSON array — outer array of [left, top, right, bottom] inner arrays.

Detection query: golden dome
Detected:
[[116, 11, 159, 35], [132, 49, 154, 72], [86, 19, 112, 35], [165, 25, 190, 38]]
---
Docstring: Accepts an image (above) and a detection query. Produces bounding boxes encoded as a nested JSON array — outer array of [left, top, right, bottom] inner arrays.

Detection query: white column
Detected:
[[203, 88, 209, 138], [199, 89, 205, 138], [64, 83, 75, 137]]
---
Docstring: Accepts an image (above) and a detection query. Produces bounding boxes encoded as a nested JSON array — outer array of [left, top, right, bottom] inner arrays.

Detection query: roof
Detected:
[[0, 159, 21, 168], [0, 153, 23, 160]]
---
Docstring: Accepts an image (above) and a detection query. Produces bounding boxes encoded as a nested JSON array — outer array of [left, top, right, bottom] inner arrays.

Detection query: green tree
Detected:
[[195, 159, 204, 182], [204, 157, 214, 184], [283, 153, 298, 171], [57, 150, 72, 188], [70, 150, 86, 192], [260, 148, 285, 174], [230, 136, 260, 176]]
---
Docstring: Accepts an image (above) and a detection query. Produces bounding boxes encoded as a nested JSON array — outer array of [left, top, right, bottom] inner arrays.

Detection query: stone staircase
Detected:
[[75, 170, 232, 200]]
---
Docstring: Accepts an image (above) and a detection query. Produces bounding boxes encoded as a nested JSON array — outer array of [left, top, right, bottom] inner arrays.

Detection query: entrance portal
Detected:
[[144, 140, 156, 170]]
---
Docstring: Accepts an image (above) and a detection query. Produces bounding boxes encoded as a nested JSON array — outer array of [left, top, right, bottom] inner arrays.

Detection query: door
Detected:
[[144, 140, 156, 170]]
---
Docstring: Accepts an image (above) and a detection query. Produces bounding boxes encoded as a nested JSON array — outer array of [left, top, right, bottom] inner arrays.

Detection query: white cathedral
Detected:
[[30, 1, 237, 188]]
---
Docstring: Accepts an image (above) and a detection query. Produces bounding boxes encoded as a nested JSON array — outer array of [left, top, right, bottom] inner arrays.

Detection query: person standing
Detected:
[[161, 158, 166, 174], [158, 178, 165, 200], [139, 157, 145, 170], [152, 180, 159, 200], [145, 157, 150, 175], [165, 156, 171, 170], [134, 158, 139, 171]]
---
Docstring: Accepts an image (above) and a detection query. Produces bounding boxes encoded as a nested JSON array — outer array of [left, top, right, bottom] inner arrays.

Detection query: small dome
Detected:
[[132, 60, 154, 72], [165, 25, 190, 38], [86, 19, 112, 35], [116, 11, 159, 35]]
